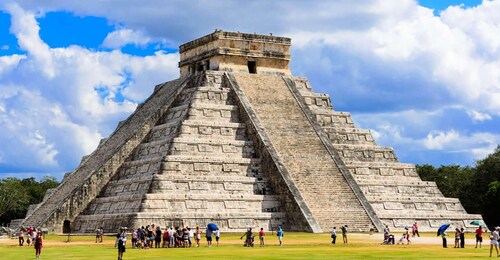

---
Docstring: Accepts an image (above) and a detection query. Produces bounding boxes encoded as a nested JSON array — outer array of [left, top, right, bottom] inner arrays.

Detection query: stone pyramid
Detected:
[[20, 31, 481, 233]]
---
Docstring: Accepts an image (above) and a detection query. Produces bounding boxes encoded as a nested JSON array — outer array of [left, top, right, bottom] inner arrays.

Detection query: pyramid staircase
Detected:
[[287, 76, 482, 230]]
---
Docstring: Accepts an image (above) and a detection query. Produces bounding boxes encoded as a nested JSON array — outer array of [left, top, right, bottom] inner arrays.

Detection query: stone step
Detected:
[[365, 195, 461, 203], [355, 178, 437, 187], [300, 93, 332, 109], [177, 120, 246, 140], [314, 111, 355, 128], [347, 162, 418, 177], [169, 137, 253, 157], [321, 127, 376, 145], [360, 185, 442, 197], [378, 212, 480, 220], [190, 86, 234, 106], [353, 175, 421, 182], [334, 144, 398, 162]]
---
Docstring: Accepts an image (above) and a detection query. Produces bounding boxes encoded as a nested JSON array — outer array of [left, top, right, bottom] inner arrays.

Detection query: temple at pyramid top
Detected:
[[179, 30, 291, 76]]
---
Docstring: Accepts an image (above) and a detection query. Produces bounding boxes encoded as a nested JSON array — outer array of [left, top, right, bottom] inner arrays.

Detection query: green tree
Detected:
[[0, 176, 59, 226]]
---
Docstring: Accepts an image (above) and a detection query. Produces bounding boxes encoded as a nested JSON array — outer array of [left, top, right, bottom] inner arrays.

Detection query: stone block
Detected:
[[194, 163, 211, 171], [189, 182, 209, 190], [383, 202, 404, 210], [186, 200, 208, 209]]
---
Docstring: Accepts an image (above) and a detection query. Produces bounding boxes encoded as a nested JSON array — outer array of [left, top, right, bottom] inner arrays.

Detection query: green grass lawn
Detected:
[[0, 232, 493, 259]]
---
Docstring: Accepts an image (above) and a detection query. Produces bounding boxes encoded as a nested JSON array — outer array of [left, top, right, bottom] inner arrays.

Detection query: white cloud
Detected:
[[467, 110, 492, 122], [102, 28, 154, 49], [0, 0, 499, 176], [0, 4, 179, 178]]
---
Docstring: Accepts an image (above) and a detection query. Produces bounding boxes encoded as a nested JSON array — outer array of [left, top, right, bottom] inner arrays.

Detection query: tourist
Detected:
[[182, 228, 189, 248], [454, 228, 460, 248], [341, 225, 348, 244], [117, 228, 127, 260], [155, 226, 162, 248], [162, 227, 169, 248], [241, 228, 253, 247], [188, 227, 194, 247], [442, 231, 448, 248], [277, 225, 284, 246], [215, 228, 220, 247], [26, 232, 31, 246], [169, 227, 175, 248], [18, 229, 24, 246], [490, 227, 500, 257], [331, 227, 337, 244], [195, 227, 202, 247], [460, 228, 465, 248], [96, 227, 103, 243], [259, 228, 265, 247], [34, 231, 42, 259], [476, 226, 483, 248], [132, 229, 138, 248], [206, 226, 213, 247], [411, 222, 420, 237], [147, 226, 154, 248]]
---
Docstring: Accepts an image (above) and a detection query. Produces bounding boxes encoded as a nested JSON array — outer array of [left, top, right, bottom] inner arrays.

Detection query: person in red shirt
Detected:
[[259, 228, 265, 247], [34, 232, 42, 259], [475, 226, 483, 248]]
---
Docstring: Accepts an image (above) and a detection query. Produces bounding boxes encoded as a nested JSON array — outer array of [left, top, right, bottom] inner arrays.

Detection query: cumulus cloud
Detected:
[[0, 0, 499, 177], [102, 28, 154, 49], [0, 4, 179, 178], [467, 110, 492, 122]]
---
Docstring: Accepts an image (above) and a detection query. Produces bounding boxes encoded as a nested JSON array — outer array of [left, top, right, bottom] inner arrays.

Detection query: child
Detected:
[[259, 228, 265, 247]]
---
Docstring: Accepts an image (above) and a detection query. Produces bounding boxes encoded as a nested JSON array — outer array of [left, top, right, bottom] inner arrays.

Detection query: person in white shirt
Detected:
[[331, 227, 337, 244], [490, 227, 500, 257]]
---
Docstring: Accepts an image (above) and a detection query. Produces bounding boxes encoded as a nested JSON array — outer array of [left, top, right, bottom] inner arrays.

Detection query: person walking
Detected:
[[341, 225, 348, 244], [490, 227, 500, 257], [331, 227, 337, 244], [412, 222, 420, 237], [475, 226, 483, 248], [276, 226, 284, 246], [34, 232, 43, 259]]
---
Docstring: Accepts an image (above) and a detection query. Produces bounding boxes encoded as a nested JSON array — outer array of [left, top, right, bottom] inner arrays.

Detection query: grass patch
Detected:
[[0, 232, 491, 259]]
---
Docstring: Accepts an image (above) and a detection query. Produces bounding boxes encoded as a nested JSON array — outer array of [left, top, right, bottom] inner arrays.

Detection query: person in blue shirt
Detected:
[[277, 226, 284, 246]]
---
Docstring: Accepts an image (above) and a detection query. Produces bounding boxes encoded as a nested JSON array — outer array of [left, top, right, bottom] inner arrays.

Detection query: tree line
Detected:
[[0, 176, 59, 226], [416, 146, 500, 228]]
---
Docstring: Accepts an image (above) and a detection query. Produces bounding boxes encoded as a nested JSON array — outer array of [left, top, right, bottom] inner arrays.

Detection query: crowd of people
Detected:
[[13, 222, 500, 258], [17, 226, 43, 259], [111, 224, 286, 259]]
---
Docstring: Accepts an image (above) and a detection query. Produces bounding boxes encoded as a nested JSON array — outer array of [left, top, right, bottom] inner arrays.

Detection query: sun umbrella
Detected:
[[437, 224, 450, 236], [470, 220, 483, 226], [207, 223, 218, 231]]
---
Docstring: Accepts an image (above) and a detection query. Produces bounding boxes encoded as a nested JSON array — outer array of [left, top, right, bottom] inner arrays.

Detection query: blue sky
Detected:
[[1, 0, 499, 180]]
